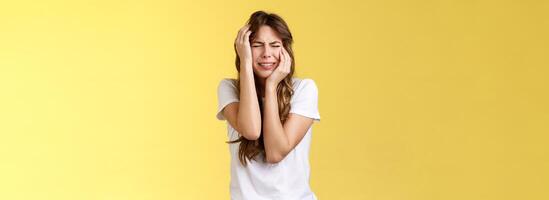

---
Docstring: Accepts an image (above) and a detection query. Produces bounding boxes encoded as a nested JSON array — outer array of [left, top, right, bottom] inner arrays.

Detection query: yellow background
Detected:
[[1, 0, 548, 199]]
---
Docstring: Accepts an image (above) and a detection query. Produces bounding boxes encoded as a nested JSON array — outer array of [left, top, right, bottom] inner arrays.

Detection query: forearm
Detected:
[[237, 66, 262, 139], [263, 83, 290, 162]]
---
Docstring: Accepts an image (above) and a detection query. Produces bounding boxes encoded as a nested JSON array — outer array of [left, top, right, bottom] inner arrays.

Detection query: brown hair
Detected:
[[227, 11, 295, 166]]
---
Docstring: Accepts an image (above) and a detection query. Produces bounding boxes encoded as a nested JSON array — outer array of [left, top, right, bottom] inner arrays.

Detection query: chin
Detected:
[[253, 69, 274, 79]]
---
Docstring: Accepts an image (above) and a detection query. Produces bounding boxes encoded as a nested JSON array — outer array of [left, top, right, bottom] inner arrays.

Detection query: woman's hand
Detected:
[[266, 47, 291, 87], [234, 25, 253, 69]]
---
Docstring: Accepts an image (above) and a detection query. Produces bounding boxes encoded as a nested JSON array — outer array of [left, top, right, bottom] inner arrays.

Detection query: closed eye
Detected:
[[252, 41, 282, 48]]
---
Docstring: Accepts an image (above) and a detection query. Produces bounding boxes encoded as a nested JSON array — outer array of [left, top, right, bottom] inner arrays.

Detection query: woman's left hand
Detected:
[[266, 47, 291, 87]]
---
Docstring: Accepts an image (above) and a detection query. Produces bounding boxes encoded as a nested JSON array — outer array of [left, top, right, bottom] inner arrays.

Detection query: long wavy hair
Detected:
[[227, 11, 296, 166]]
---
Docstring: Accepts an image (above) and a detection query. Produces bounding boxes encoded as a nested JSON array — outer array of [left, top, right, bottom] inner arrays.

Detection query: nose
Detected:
[[261, 46, 275, 59]]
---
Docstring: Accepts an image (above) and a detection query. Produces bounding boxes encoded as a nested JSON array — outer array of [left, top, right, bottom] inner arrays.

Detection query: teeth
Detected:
[[259, 63, 274, 67]]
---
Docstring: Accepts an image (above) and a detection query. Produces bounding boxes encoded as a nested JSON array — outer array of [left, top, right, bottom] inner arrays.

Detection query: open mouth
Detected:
[[258, 62, 276, 70]]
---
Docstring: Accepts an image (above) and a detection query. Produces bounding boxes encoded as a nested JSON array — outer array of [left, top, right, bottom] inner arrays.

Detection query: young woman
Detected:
[[216, 11, 320, 200]]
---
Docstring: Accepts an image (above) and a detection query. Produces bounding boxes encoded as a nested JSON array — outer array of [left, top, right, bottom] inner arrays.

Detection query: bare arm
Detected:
[[262, 47, 314, 163], [222, 25, 262, 140], [263, 84, 313, 163], [236, 67, 262, 140]]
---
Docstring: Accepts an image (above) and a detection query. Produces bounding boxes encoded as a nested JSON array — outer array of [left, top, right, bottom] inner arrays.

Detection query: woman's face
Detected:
[[251, 25, 283, 79]]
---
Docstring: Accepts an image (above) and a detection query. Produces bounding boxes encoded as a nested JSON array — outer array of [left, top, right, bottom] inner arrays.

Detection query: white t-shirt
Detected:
[[216, 77, 320, 200]]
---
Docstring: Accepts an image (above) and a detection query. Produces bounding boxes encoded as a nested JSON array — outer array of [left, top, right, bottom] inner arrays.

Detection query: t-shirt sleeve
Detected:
[[290, 79, 320, 122], [216, 79, 239, 120]]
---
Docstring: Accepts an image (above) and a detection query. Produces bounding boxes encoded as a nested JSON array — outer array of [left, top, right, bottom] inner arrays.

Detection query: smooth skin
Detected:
[[223, 25, 314, 164]]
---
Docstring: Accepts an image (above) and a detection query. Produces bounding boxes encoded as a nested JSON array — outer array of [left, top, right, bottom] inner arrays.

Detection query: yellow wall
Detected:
[[1, 0, 548, 199]]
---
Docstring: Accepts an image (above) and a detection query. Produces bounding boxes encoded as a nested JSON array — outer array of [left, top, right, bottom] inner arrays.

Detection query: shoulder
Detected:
[[218, 78, 237, 87], [289, 77, 321, 120], [290, 78, 319, 103], [217, 78, 239, 98], [217, 78, 238, 91], [292, 78, 318, 94]]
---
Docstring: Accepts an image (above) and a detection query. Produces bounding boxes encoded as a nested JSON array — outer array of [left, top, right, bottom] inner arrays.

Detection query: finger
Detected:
[[241, 24, 250, 32], [238, 29, 245, 43], [235, 30, 240, 44], [286, 49, 291, 67], [236, 26, 246, 43], [285, 49, 291, 71], [279, 48, 285, 67], [239, 25, 250, 43], [281, 48, 288, 66], [244, 30, 252, 44], [238, 24, 248, 35]]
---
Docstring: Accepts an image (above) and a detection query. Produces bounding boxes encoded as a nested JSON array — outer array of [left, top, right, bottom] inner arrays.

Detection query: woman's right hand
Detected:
[[235, 25, 253, 69]]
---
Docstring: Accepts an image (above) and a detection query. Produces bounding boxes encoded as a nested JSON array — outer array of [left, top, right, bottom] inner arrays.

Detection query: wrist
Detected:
[[240, 57, 252, 67], [240, 63, 253, 72], [265, 81, 277, 92], [240, 70, 254, 80]]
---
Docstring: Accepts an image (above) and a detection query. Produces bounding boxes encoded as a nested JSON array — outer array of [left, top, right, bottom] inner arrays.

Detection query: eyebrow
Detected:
[[252, 41, 282, 45]]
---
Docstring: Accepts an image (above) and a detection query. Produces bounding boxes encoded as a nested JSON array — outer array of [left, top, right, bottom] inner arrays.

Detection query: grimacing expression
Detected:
[[251, 25, 283, 79]]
